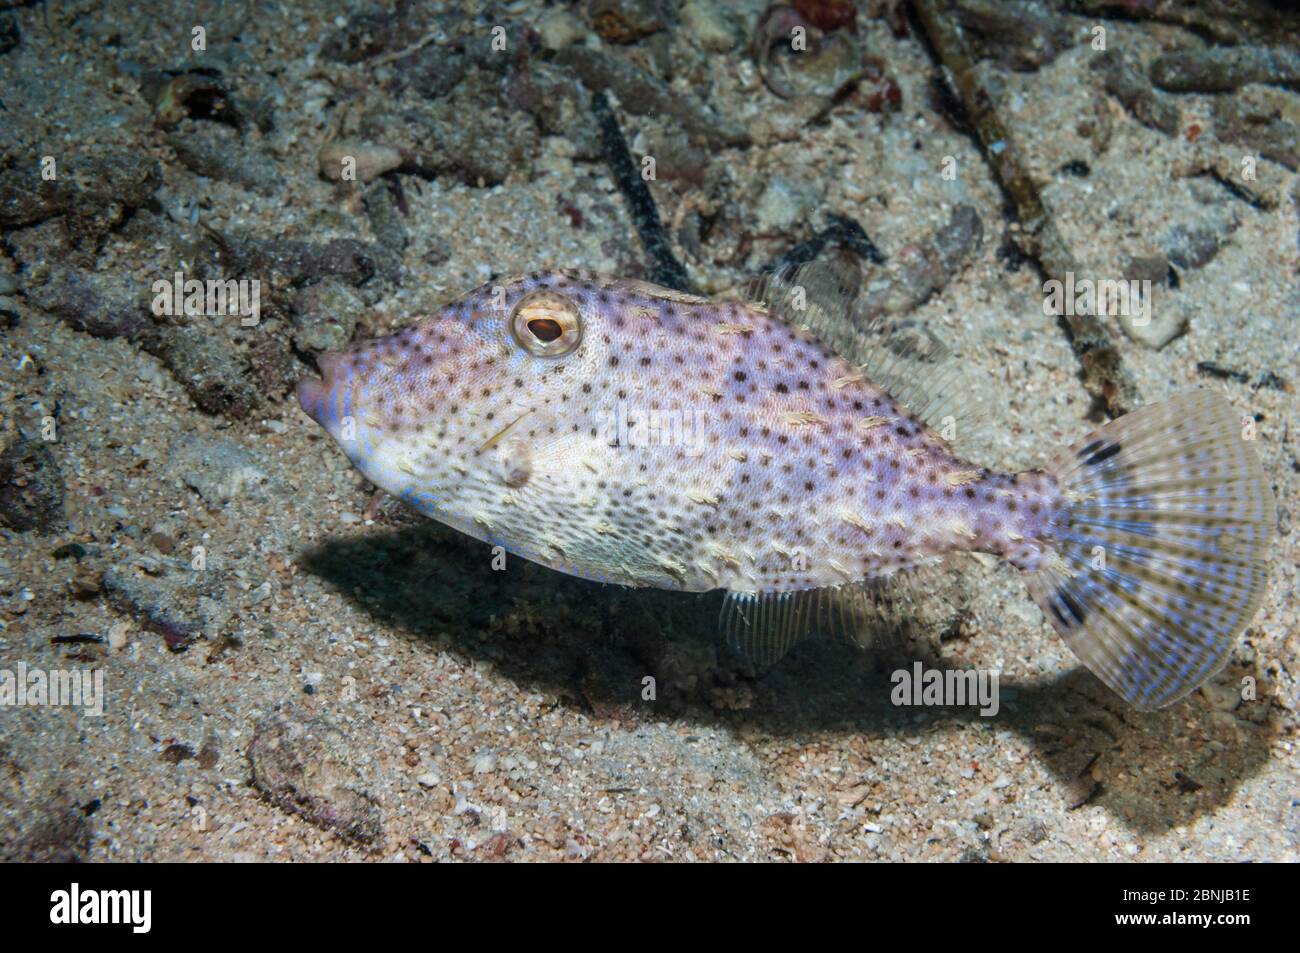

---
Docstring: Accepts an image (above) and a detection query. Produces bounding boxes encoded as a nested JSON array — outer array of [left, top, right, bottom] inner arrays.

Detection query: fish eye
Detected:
[[510, 291, 582, 357], [527, 318, 562, 342]]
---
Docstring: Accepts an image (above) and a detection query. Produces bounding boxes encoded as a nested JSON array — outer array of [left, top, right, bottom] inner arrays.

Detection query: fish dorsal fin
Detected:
[[748, 261, 874, 366], [747, 262, 985, 446]]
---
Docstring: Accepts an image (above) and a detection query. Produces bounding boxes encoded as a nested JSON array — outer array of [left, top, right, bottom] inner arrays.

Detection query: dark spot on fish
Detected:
[[1083, 442, 1122, 467], [1054, 589, 1088, 627], [1077, 440, 1102, 459]]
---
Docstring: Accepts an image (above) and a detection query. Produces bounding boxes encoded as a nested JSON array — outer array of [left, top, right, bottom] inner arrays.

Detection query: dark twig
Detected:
[[1064, 0, 1300, 48], [50, 634, 105, 645], [1196, 362, 1292, 393], [912, 0, 1139, 416], [590, 90, 693, 293], [760, 213, 887, 276], [1150, 46, 1300, 94]]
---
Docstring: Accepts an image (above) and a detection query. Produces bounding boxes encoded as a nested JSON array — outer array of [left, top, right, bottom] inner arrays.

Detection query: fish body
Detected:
[[299, 269, 1274, 709]]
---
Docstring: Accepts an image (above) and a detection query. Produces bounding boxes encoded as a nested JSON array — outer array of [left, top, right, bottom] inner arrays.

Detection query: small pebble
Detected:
[[536, 9, 586, 51], [108, 621, 131, 650]]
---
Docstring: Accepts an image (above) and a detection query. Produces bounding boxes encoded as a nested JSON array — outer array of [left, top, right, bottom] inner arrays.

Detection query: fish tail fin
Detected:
[[1025, 390, 1274, 709]]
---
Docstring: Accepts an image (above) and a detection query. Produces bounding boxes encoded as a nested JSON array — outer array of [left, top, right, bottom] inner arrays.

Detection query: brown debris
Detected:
[[857, 205, 984, 321], [913, 0, 1140, 416], [0, 795, 93, 862], [136, 324, 263, 419], [1093, 52, 1181, 137], [1171, 152, 1284, 210], [24, 268, 148, 339], [141, 69, 274, 133], [0, 152, 161, 231], [160, 743, 197, 765], [317, 140, 404, 184], [792, 0, 858, 34], [0, 432, 64, 534], [1150, 46, 1300, 94], [754, 4, 865, 104], [101, 559, 226, 652], [557, 46, 750, 148], [1066, 0, 1300, 48], [291, 279, 365, 354], [359, 74, 546, 186], [589, 0, 667, 44], [168, 123, 280, 195], [1211, 92, 1300, 172], [952, 0, 1074, 72], [211, 233, 397, 288], [1062, 752, 1102, 810], [247, 714, 383, 846], [321, 9, 420, 64]]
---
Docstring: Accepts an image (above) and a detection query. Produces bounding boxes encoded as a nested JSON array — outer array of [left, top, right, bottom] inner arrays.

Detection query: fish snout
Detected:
[[296, 351, 349, 432]]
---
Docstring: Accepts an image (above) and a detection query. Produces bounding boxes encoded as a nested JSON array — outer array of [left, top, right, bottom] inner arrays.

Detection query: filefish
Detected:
[[297, 268, 1274, 709]]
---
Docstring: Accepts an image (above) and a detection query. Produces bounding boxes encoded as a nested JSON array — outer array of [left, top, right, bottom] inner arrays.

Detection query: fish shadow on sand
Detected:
[[302, 524, 1279, 838]]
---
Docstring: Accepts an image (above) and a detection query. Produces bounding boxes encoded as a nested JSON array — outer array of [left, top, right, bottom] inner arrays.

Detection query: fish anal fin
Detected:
[[720, 559, 965, 667], [719, 582, 886, 668]]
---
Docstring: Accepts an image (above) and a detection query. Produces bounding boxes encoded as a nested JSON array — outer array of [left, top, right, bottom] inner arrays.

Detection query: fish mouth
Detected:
[[296, 351, 348, 432]]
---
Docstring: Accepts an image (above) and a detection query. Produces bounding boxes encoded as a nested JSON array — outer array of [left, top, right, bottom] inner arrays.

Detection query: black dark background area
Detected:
[[4, 862, 1278, 940]]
